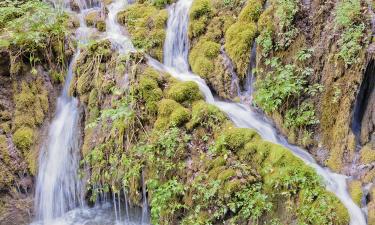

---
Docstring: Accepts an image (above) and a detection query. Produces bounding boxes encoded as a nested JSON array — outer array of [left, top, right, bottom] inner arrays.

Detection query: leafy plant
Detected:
[[285, 102, 319, 129], [148, 179, 185, 225], [254, 58, 308, 112]]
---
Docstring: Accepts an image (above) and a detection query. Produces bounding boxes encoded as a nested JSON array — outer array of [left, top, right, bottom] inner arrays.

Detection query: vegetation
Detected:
[[72, 43, 350, 224], [334, 0, 365, 65], [224, 0, 262, 78], [0, 0, 72, 75], [117, 3, 168, 61]]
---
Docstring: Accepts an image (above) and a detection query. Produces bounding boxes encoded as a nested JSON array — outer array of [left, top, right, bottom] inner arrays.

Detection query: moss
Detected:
[[189, 39, 220, 78], [14, 79, 49, 129], [221, 127, 260, 151], [155, 99, 191, 130], [217, 168, 236, 181], [85, 10, 101, 27], [167, 81, 203, 105], [170, 107, 191, 126], [187, 100, 227, 129], [222, 179, 241, 196], [138, 76, 163, 115], [208, 155, 226, 169], [238, 0, 263, 22], [117, 3, 168, 61], [360, 144, 375, 164], [13, 127, 34, 151], [96, 20, 106, 32], [349, 180, 363, 206], [190, 0, 212, 19], [224, 21, 257, 79], [0, 135, 9, 164]]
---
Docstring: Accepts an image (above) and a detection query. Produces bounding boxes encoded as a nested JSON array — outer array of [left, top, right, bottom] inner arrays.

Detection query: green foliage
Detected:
[[228, 183, 272, 223], [13, 126, 34, 151], [337, 24, 365, 65], [275, 0, 298, 30], [285, 102, 319, 129], [335, 0, 361, 28], [148, 179, 185, 224], [254, 58, 312, 112], [334, 0, 365, 65], [0, 0, 69, 65]]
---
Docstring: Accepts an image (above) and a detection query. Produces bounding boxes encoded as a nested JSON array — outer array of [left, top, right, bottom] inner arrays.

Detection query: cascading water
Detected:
[[147, 0, 368, 224], [34, 53, 83, 224], [31, 0, 146, 224]]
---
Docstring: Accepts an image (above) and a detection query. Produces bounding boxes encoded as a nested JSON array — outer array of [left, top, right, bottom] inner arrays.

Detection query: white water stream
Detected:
[[147, 0, 368, 224]]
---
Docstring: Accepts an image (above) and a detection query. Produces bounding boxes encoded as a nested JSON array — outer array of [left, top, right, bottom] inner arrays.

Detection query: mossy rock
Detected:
[[0, 135, 10, 164], [360, 144, 375, 164], [187, 100, 227, 129], [155, 99, 191, 130], [224, 21, 257, 79], [189, 39, 221, 78], [117, 3, 168, 61], [190, 0, 212, 19], [167, 81, 203, 105], [84, 10, 104, 28], [13, 127, 34, 151], [349, 180, 363, 206], [221, 127, 260, 151], [138, 76, 163, 114]]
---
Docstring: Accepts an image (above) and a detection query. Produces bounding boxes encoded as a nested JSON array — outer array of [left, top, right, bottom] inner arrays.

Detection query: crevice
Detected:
[[351, 59, 375, 143]]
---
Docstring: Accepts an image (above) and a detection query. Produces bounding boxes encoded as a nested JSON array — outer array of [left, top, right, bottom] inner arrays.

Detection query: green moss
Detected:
[[0, 135, 9, 164], [187, 100, 227, 129], [167, 81, 203, 105], [190, 0, 212, 19], [217, 168, 236, 181], [170, 107, 191, 126], [13, 127, 34, 151], [224, 21, 257, 78], [14, 79, 49, 129], [117, 3, 168, 61], [189, 39, 220, 78], [138, 76, 163, 115], [238, 0, 263, 22], [155, 99, 191, 130], [225, 127, 260, 150], [349, 180, 363, 206], [188, 0, 212, 38], [360, 144, 375, 164]]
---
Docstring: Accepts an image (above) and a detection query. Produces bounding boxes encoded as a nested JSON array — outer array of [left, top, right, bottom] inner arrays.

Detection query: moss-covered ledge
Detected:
[[70, 40, 350, 225], [117, 2, 168, 61]]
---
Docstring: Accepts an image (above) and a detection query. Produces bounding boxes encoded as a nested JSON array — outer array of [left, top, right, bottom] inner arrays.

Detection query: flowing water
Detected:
[[32, 0, 143, 224], [147, 0, 368, 224]]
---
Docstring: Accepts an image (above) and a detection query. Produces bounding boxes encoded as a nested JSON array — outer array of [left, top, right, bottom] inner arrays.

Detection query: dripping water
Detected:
[[147, 0, 368, 224]]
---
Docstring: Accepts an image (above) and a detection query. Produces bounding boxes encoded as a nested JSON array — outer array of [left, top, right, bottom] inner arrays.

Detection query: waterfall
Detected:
[[34, 52, 83, 223], [146, 0, 368, 224]]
